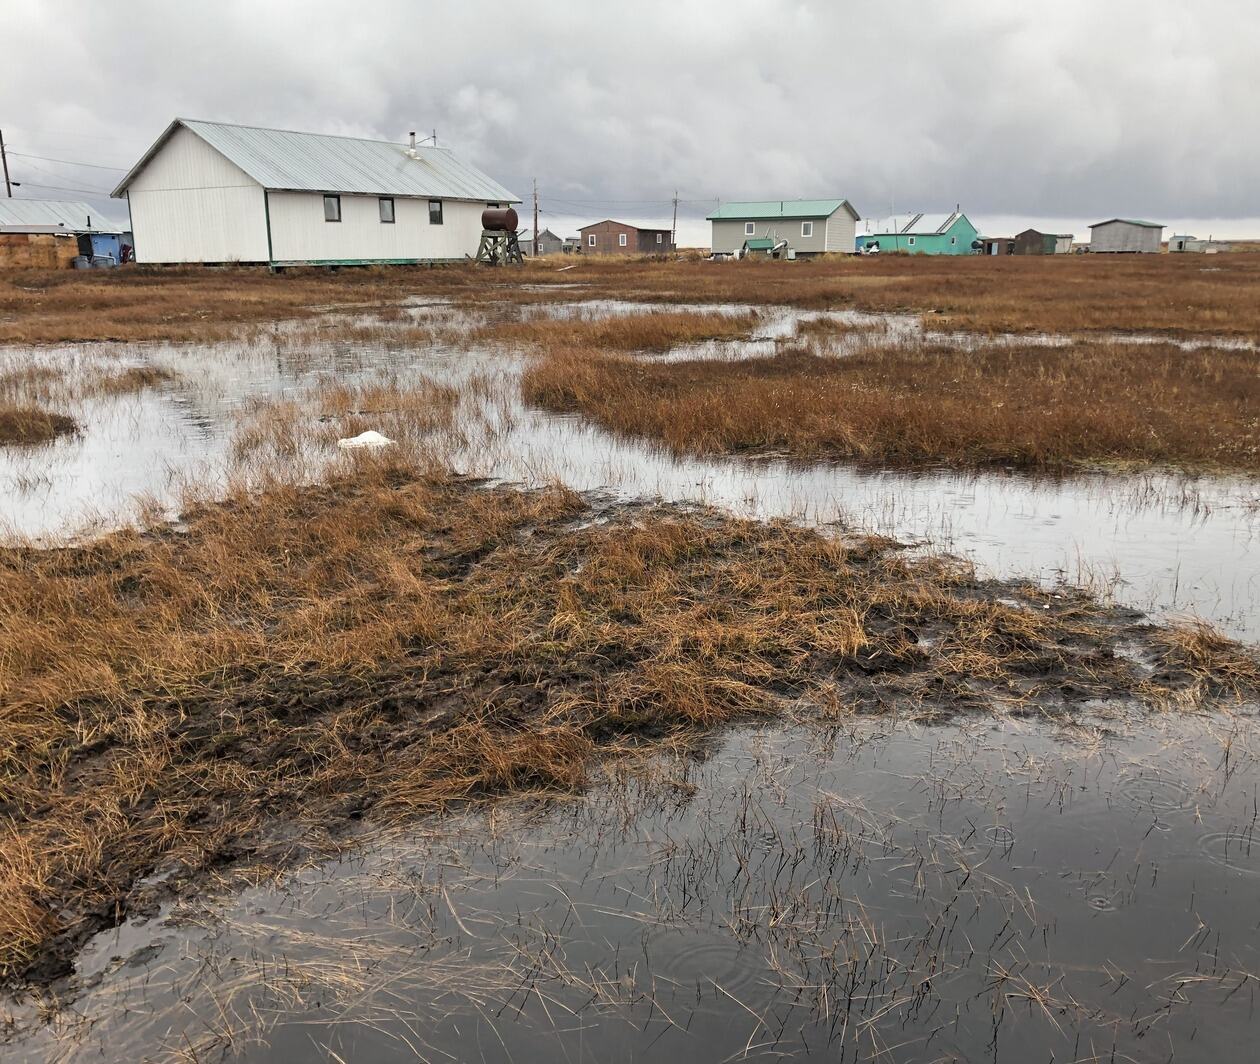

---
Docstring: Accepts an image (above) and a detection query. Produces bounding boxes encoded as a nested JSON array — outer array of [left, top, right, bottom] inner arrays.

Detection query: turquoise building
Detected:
[[859, 211, 979, 255]]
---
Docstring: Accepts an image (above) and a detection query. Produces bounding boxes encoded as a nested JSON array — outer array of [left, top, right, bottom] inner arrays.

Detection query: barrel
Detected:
[[481, 207, 519, 232]]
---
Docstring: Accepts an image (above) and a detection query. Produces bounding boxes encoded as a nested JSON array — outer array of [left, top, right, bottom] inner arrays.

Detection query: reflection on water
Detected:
[[3, 299, 1256, 639], [7, 710, 1260, 1062]]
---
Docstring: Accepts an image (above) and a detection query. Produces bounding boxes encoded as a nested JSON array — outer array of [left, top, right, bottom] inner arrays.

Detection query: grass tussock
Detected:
[[472, 309, 761, 351], [522, 341, 1260, 473], [92, 365, 176, 395], [1, 460, 1256, 985], [0, 404, 77, 446]]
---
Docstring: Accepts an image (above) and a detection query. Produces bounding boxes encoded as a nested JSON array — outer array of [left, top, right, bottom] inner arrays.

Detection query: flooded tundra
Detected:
[[2, 285, 1259, 1063], [7, 711, 1260, 1062]]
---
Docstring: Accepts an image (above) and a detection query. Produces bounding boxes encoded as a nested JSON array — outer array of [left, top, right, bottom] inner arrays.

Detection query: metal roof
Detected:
[[743, 238, 776, 250], [707, 199, 858, 221], [1089, 218, 1164, 229], [864, 211, 971, 237], [113, 119, 519, 203], [0, 198, 125, 233]]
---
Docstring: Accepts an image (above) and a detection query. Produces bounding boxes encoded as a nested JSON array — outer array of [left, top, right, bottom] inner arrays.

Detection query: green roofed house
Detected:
[[707, 199, 860, 257], [859, 211, 979, 255]]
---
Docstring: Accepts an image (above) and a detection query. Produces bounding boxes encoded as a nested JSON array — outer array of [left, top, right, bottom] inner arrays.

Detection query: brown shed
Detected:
[[577, 219, 674, 255]]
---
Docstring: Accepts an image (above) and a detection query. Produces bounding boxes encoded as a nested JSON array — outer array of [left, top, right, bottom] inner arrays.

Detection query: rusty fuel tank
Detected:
[[481, 207, 519, 232]]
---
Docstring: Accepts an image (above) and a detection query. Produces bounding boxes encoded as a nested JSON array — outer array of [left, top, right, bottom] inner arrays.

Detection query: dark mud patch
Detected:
[[2, 468, 1257, 994]]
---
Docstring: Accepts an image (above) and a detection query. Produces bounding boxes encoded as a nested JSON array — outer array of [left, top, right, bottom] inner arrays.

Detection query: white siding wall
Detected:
[[824, 209, 857, 253], [268, 194, 486, 263], [126, 127, 268, 264], [1089, 222, 1162, 253]]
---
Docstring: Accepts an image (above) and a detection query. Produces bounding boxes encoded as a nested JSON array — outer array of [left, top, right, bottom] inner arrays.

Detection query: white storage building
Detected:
[[112, 119, 519, 266], [1088, 219, 1164, 254]]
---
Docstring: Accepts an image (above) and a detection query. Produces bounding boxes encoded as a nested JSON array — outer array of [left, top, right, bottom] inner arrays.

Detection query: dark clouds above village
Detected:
[[4, 0, 1258, 236]]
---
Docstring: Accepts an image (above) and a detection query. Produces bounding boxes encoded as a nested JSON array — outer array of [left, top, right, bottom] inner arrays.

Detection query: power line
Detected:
[[6, 150, 129, 172], [8, 180, 114, 196]]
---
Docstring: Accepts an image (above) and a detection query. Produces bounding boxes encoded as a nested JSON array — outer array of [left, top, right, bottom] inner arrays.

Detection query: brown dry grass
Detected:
[[1, 450, 1256, 986], [6, 254, 1260, 344], [472, 308, 760, 351], [522, 340, 1260, 473], [0, 404, 76, 446]]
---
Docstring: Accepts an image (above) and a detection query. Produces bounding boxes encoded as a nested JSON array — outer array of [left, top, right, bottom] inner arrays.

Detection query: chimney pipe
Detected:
[[409, 131, 416, 150]]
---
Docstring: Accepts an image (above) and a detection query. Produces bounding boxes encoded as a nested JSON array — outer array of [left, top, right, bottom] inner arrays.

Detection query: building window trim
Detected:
[[379, 197, 395, 224], [908, 235, 916, 247], [323, 194, 341, 223], [656, 233, 663, 244], [428, 199, 444, 225], [801, 221, 813, 238], [618, 233, 627, 247], [744, 221, 755, 236]]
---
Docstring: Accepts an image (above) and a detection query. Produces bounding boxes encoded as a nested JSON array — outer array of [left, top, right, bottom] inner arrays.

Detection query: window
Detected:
[[588, 234, 596, 247], [744, 221, 755, 236], [618, 233, 627, 247], [656, 233, 663, 244], [801, 221, 813, 238], [379, 197, 395, 224], [428, 200, 443, 225], [950, 235, 956, 245], [908, 236, 916, 246], [323, 194, 341, 222]]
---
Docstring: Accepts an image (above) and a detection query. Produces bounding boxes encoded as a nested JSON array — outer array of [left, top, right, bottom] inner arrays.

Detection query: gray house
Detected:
[[1089, 219, 1164, 253], [708, 199, 860, 257], [518, 228, 564, 256]]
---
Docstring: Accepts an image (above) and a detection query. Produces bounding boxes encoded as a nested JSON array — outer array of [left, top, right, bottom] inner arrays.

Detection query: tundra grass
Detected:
[[6, 254, 1260, 344], [522, 340, 1260, 473], [1, 453, 1256, 988], [0, 404, 76, 446]]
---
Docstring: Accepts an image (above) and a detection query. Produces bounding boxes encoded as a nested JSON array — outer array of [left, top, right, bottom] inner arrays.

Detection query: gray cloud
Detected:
[[3, 0, 1257, 237]]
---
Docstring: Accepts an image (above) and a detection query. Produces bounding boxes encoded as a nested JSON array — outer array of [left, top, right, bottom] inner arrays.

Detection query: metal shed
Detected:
[[1088, 219, 1163, 254]]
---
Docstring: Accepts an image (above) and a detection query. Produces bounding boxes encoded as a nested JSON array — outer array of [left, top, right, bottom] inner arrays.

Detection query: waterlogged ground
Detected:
[[3, 297, 1257, 638], [3, 296, 1260, 1061], [6, 709, 1260, 1062]]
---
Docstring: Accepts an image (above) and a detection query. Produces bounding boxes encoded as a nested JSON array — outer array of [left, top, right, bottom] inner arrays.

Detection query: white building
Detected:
[[112, 119, 519, 266], [1088, 219, 1164, 254]]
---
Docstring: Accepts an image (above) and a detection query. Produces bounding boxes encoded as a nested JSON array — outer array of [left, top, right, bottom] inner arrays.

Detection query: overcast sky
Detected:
[[3, 0, 1258, 242]]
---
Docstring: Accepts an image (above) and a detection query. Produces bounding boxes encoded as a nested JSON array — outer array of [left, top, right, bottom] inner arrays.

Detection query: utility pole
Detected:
[[0, 129, 11, 198], [671, 189, 678, 250], [532, 178, 539, 257]]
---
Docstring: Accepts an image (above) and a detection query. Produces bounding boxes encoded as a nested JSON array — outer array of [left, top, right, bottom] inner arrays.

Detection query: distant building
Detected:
[[1169, 234, 1229, 254], [978, 236, 1014, 256], [860, 211, 978, 255], [561, 236, 581, 254], [707, 199, 860, 256], [112, 118, 518, 266], [517, 228, 564, 256], [578, 219, 674, 255], [1088, 219, 1163, 254], [0, 198, 127, 269], [1013, 229, 1074, 255]]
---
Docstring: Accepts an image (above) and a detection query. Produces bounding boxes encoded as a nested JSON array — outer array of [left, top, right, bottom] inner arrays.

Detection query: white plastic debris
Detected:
[[337, 430, 395, 450]]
